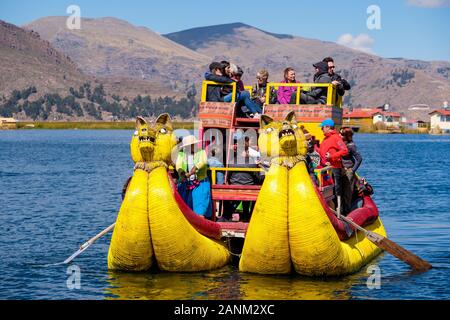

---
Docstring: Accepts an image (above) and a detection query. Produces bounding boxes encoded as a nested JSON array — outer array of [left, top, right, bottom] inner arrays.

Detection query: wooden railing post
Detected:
[[296, 86, 301, 105], [326, 85, 333, 105]]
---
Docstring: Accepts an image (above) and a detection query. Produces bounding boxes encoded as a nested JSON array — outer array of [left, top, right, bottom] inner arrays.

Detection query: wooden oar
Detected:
[[62, 223, 115, 265], [331, 209, 432, 272]]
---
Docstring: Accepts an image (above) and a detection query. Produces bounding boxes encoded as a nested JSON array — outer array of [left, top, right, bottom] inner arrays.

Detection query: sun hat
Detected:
[[179, 135, 200, 149], [319, 119, 335, 127]]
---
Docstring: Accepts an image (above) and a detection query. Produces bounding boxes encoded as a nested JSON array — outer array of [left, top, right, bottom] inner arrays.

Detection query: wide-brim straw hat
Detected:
[[179, 135, 200, 149]]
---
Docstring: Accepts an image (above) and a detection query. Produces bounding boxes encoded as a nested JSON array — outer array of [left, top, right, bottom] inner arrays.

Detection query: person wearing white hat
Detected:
[[176, 135, 212, 218]]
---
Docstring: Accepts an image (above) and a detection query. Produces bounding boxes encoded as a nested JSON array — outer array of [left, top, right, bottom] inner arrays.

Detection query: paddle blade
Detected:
[[368, 232, 432, 272], [63, 244, 90, 264]]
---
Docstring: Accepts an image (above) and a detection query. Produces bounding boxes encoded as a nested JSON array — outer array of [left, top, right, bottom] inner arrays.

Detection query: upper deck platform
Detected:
[[199, 80, 343, 132]]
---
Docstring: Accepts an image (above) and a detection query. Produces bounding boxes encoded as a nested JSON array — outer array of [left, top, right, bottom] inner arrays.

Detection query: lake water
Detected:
[[0, 130, 449, 300]]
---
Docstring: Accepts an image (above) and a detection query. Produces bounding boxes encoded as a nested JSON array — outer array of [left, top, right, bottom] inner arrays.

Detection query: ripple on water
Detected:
[[0, 132, 449, 299]]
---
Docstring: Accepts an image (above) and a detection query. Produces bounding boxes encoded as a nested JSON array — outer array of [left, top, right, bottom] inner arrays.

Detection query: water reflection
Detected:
[[105, 265, 366, 300]]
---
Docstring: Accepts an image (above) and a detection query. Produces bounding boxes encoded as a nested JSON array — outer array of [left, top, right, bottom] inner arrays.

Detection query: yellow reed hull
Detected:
[[108, 167, 230, 272], [289, 162, 386, 276], [239, 165, 291, 274], [108, 169, 153, 271], [148, 167, 230, 272], [240, 160, 385, 276]]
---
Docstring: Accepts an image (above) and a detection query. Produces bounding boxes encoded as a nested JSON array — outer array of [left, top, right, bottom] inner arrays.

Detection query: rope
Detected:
[[226, 237, 242, 258], [270, 155, 306, 169], [134, 161, 168, 173]]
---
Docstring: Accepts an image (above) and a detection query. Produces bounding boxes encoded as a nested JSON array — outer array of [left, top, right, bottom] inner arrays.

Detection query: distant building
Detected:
[[342, 108, 401, 131], [382, 112, 402, 128], [403, 119, 428, 131], [429, 109, 450, 134], [0, 117, 17, 129], [342, 108, 380, 130]]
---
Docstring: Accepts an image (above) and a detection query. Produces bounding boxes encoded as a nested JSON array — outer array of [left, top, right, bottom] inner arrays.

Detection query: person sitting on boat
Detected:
[[221, 136, 261, 222], [230, 64, 245, 91], [251, 69, 277, 107], [297, 61, 332, 104], [204, 62, 234, 102], [318, 119, 349, 216], [323, 57, 351, 97], [339, 127, 362, 214], [207, 147, 225, 185], [224, 65, 263, 118], [176, 135, 213, 219], [277, 67, 298, 104], [221, 60, 232, 77]]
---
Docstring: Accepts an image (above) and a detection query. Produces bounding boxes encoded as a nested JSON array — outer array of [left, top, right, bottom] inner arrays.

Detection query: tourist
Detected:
[[323, 57, 351, 97], [221, 136, 261, 222], [221, 60, 231, 77], [251, 69, 277, 107], [339, 127, 362, 214], [299, 61, 332, 104], [277, 67, 297, 104], [204, 62, 234, 102], [176, 135, 213, 218], [223, 65, 262, 118], [230, 65, 245, 92], [318, 119, 348, 215], [207, 147, 225, 185], [301, 127, 320, 185]]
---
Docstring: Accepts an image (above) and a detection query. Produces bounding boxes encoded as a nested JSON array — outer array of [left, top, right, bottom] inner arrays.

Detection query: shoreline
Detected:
[[13, 121, 195, 130], [4, 122, 432, 134]]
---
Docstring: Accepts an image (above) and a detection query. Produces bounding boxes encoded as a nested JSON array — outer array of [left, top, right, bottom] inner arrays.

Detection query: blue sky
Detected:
[[1, 0, 449, 61]]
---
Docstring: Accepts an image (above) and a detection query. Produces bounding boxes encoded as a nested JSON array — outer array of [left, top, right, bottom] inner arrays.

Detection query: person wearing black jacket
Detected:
[[297, 61, 332, 104], [323, 57, 351, 97], [339, 127, 362, 214], [204, 62, 234, 102]]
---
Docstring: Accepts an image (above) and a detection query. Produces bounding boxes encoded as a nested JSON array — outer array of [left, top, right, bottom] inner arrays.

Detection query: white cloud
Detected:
[[337, 33, 375, 54], [406, 0, 450, 8]]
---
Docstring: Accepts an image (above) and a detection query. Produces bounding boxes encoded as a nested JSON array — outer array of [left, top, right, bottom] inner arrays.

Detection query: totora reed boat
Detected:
[[107, 81, 386, 276]]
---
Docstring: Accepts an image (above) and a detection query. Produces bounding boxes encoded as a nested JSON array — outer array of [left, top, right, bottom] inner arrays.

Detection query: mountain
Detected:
[[165, 22, 294, 50], [4, 17, 449, 121], [0, 20, 197, 121], [165, 23, 450, 118], [0, 19, 88, 97], [25, 17, 210, 94]]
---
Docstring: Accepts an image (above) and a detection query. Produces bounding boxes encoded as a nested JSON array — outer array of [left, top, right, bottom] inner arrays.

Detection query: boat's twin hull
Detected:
[[108, 163, 386, 276]]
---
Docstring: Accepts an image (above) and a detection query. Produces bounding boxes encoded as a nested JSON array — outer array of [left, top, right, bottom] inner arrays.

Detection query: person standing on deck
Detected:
[[318, 119, 348, 215], [176, 135, 212, 219], [339, 127, 362, 214]]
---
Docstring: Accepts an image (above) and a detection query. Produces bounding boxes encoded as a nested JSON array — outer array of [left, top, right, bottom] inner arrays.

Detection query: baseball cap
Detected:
[[319, 119, 335, 127]]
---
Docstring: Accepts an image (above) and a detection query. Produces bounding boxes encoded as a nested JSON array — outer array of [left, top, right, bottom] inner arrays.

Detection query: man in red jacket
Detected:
[[318, 119, 348, 215]]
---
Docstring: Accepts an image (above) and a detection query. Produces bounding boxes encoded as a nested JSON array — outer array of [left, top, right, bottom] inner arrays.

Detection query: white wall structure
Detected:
[[430, 111, 450, 132]]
